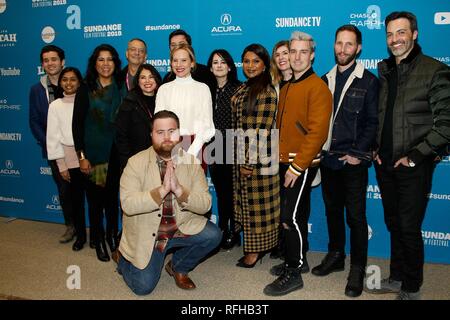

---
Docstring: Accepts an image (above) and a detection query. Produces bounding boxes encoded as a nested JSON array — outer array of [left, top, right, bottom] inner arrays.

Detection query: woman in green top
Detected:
[[73, 44, 127, 262]]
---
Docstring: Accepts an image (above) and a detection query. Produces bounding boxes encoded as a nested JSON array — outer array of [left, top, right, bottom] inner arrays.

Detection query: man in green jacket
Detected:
[[368, 11, 450, 300]]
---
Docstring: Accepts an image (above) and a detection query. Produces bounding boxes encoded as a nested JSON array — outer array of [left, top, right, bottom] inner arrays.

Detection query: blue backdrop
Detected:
[[1, 0, 449, 263]]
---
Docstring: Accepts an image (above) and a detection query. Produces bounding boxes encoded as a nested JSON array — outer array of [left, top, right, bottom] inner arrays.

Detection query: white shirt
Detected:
[[46, 93, 76, 160], [155, 75, 215, 157]]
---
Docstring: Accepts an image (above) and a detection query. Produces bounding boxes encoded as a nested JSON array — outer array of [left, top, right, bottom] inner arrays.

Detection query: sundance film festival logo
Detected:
[[32, 0, 66, 8], [211, 13, 243, 36], [84, 23, 122, 39], [422, 230, 450, 247], [356, 58, 382, 71], [0, 160, 20, 177], [0, 98, 21, 111], [148, 58, 171, 73], [366, 184, 382, 200], [349, 5, 384, 29], [46, 194, 62, 211]]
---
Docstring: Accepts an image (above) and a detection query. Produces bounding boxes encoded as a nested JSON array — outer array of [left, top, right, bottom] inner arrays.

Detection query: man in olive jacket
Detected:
[[117, 110, 221, 295], [368, 11, 450, 300]]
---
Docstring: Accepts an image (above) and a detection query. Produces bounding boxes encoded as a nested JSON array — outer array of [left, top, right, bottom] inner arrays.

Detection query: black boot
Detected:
[[311, 251, 345, 276], [72, 237, 86, 251], [95, 239, 110, 262], [106, 234, 119, 253], [345, 265, 365, 298], [221, 230, 241, 251], [264, 266, 304, 296]]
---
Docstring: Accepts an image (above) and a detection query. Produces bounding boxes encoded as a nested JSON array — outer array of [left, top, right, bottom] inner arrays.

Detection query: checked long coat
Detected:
[[231, 83, 280, 253]]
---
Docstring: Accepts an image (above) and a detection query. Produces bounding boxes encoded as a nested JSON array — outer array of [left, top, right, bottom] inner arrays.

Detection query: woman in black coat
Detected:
[[115, 64, 162, 170]]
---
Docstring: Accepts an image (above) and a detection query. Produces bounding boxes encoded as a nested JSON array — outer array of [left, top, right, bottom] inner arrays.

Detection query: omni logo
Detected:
[[221, 13, 232, 25]]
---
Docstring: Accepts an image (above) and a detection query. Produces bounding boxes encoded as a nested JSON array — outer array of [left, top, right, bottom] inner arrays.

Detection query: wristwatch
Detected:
[[407, 158, 416, 167]]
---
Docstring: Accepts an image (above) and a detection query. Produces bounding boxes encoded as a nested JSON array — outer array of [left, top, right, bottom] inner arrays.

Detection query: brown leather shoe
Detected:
[[111, 250, 122, 265], [165, 260, 196, 290]]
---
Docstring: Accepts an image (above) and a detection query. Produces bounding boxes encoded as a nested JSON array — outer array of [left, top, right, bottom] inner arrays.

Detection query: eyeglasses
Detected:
[[128, 47, 146, 54]]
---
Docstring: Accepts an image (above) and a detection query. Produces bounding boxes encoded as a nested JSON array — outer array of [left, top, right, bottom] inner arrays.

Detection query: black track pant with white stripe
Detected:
[[279, 163, 318, 269]]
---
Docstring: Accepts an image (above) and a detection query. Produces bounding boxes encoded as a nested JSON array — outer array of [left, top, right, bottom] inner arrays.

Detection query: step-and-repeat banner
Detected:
[[1, 0, 449, 263]]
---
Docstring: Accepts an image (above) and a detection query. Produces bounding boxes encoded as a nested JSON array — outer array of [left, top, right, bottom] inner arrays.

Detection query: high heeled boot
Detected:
[[95, 239, 110, 262]]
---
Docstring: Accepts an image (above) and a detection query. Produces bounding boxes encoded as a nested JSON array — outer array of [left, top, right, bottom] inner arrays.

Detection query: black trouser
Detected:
[[321, 163, 368, 267], [67, 168, 86, 241], [85, 147, 120, 244], [208, 163, 235, 232], [48, 160, 72, 226], [280, 163, 318, 269], [375, 160, 435, 293]]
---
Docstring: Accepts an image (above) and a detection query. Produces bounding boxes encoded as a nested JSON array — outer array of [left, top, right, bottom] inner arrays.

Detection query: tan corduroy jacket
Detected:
[[119, 146, 211, 270]]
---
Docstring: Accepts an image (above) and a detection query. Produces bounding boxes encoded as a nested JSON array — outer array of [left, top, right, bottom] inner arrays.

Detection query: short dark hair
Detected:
[[335, 24, 362, 45], [58, 67, 83, 88], [207, 49, 238, 83], [40, 45, 65, 63], [168, 29, 192, 46], [385, 11, 418, 33], [151, 110, 180, 129]]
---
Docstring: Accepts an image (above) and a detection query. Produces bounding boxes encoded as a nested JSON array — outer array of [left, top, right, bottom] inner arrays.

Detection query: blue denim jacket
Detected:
[[322, 62, 379, 165]]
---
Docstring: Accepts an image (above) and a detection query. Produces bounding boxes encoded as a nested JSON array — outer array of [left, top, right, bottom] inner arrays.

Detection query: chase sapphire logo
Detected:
[[220, 13, 232, 26]]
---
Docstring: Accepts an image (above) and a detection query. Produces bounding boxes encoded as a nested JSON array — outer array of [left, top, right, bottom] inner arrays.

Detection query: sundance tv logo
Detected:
[[0, 160, 20, 177], [211, 13, 243, 36]]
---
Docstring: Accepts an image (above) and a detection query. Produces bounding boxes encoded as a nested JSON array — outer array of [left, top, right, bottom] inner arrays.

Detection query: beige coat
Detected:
[[119, 147, 211, 270]]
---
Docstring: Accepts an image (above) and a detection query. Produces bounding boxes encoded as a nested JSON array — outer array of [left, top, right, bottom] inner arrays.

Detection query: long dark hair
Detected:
[[207, 49, 238, 84], [132, 63, 162, 96], [57, 67, 83, 93], [85, 43, 123, 93], [242, 43, 272, 113]]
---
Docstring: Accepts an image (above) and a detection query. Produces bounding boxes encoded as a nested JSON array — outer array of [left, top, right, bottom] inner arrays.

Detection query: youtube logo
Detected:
[[434, 12, 450, 25]]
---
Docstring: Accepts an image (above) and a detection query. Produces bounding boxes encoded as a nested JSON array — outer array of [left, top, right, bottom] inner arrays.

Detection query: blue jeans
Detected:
[[118, 221, 222, 295]]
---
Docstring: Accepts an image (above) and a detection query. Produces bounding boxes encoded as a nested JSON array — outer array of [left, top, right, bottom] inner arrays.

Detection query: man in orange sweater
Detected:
[[264, 31, 332, 296]]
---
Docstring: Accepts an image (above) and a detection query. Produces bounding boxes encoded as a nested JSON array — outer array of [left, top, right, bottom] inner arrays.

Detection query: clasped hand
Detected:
[[160, 160, 183, 198]]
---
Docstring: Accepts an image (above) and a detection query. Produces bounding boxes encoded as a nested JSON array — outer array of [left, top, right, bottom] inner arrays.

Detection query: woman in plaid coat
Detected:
[[232, 44, 280, 268]]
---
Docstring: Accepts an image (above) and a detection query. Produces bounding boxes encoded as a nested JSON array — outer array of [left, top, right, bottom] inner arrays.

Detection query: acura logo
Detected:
[[5, 160, 13, 169], [221, 13, 232, 26], [52, 195, 60, 205]]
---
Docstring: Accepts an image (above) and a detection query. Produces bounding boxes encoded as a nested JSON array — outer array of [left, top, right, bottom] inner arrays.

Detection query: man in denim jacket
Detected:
[[312, 25, 378, 298]]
